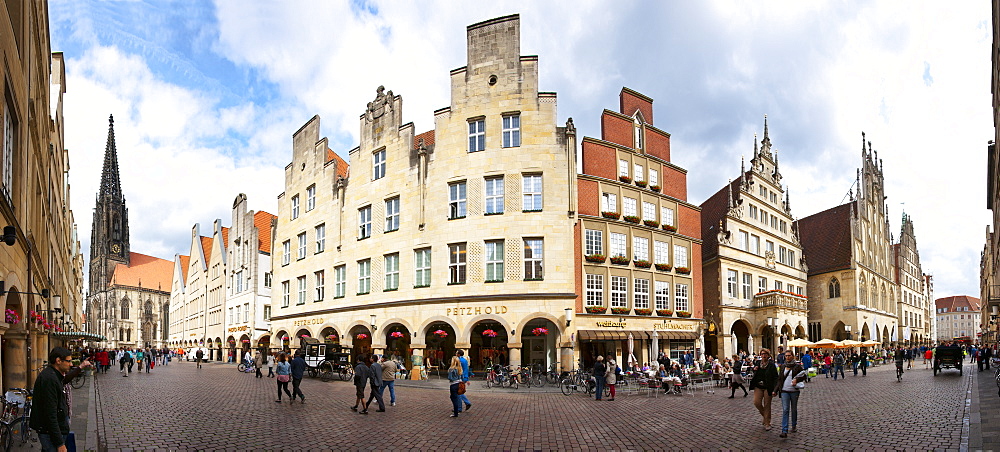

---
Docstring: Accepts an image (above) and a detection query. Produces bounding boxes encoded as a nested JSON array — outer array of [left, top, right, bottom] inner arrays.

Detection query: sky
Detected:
[[49, 0, 992, 300]]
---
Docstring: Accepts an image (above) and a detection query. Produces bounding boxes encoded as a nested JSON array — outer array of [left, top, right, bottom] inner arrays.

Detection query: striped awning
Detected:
[[578, 330, 698, 341], [50, 331, 107, 341]]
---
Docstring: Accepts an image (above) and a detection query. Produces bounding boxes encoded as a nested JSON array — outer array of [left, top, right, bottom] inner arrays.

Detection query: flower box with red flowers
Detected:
[[654, 263, 673, 271], [601, 211, 620, 220], [619, 175, 632, 183], [586, 306, 608, 314], [635, 180, 647, 188], [662, 224, 677, 232], [633, 259, 652, 268], [327, 335, 339, 341], [656, 309, 674, 316], [433, 329, 448, 338], [532, 327, 549, 336], [482, 329, 498, 337], [356, 333, 369, 340], [585, 254, 607, 263], [611, 307, 631, 315], [676, 311, 692, 318], [675, 266, 691, 275], [643, 220, 659, 228], [4, 308, 18, 325], [634, 308, 653, 316], [623, 215, 640, 224], [610, 255, 630, 265], [390, 331, 405, 338], [650, 185, 661, 192]]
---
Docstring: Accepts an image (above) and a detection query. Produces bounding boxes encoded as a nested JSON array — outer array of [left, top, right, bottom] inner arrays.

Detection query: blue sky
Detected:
[[50, 1, 992, 300]]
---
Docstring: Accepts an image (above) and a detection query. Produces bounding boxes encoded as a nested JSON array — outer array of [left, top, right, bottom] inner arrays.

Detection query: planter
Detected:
[[635, 180, 647, 188], [675, 267, 691, 275], [610, 256, 630, 265], [585, 254, 607, 263], [643, 220, 659, 227], [662, 224, 677, 233], [654, 263, 673, 271], [586, 306, 608, 314], [650, 185, 661, 192], [676, 311, 692, 318], [611, 307, 631, 315], [634, 308, 653, 316], [601, 211, 621, 220], [656, 309, 674, 316], [623, 215, 640, 224], [619, 175, 632, 183], [633, 259, 652, 268]]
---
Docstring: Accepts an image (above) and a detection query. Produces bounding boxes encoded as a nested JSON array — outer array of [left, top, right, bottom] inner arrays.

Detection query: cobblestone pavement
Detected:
[[92, 360, 972, 451]]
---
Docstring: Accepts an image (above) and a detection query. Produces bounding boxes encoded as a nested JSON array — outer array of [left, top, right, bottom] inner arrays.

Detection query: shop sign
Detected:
[[227, 325, 248, 333], [446, 305, 508, 316], [293, 318, 325, 327], [652, 322, 696, 331], [596, 320, 627, 328]]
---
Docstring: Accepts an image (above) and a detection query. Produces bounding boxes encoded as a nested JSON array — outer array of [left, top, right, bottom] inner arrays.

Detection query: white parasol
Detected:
[[627, 332, 637, 366]]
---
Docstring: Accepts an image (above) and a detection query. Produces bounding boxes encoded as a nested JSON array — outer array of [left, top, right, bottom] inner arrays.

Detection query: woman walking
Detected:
[[352, 354, 371, 414], [776, 350, 807, 438], [605, 359, 617, 401], [447, 356, 463, 417], [748, 348, 779, 431], [274, 353, 292, 403], [728, 354, 748, 398]]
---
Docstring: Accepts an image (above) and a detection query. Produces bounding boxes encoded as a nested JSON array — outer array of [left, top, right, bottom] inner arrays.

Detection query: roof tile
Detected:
[[110, 252, 173, 291], [796, 203, 854, 275]]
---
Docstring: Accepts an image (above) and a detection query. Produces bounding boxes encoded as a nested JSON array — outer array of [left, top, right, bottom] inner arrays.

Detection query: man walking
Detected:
[[30, 347, 73, 452], [289, 352, 307, 403], [457, 350, 472, 412], [859, 349, 869, 376], [195, 348, 204, 369], [832, 351, 846, 380], [379, 355, 398, 407], [352, 354, 371, 414], [365, 355, 386, 412]]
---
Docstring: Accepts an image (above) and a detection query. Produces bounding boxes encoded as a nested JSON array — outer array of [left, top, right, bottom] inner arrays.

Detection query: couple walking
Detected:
[[447, 350, 473, 417], [749, 348, 807, 438], [351, 353, 399, 414]]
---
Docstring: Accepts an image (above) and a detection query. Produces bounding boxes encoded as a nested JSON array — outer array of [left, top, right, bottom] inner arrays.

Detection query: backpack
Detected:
[[834, 355, 844, 365]]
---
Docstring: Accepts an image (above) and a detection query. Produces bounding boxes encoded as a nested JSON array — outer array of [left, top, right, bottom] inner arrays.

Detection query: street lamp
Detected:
[[564, 308, 573, 327], [370, 314, 378, 332]]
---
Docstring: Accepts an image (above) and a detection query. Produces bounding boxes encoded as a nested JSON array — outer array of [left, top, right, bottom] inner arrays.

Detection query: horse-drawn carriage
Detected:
[[300, 337, 353, 382], [933, 345, 963, 376]]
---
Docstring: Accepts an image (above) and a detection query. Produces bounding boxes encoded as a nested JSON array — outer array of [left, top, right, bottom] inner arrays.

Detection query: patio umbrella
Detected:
[[786, 338, 814, 347], [839, 339, 863, 348], [861, 339, 880, 347], [627, 332, 636, 366], [812, 339, 840, 348]]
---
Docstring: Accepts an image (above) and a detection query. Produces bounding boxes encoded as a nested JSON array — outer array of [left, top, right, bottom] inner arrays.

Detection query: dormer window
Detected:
[[633, 114, 644, 151]]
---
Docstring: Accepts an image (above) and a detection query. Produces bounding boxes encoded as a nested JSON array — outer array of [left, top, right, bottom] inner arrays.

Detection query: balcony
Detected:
[[988, 285, 1000, 304], [751, 290, 808, 311]]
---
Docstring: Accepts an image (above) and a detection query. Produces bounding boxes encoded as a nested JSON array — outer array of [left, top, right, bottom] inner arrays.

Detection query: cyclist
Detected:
[[894, 347, 906, 380]]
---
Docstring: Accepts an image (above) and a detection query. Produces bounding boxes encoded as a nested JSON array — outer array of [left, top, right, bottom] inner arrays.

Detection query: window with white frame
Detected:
[[235, 305, 240, 324], [661, 207, 674, 226], [649, 168, 658, 188], [414, 248, 431, 287], [502, 114, 520, 148], [315, 224, 326, 253], [634, 278, 650, 309], [760, 211, 768, 225], [314, 270, 325, 301], [654, 241, 670, 264], [243, 303, 250, 323], [749, 204, 757, 219], [766, 240, 774, 254], [297, 232, 307, 260], [774, 280, 783, 292], [468, 119, 485, 152], [523, 238, 543, 280], [385, 197, 399, 232], [618, 159, 629, 178], [449, 243, 467, 284], [738, 230, 748, 251], [610, 232, 627, 258], [642, 202, 656, 223], [788, 250, 796, 267], [359, 206, 372, 239], [235, 270, 244, 293], [384, 253, 399, 291], [358, 259, 371, 294], [586, 274, 604, 306], [742, 273, 752, 299], [485, 240, 504, 282], [522, 174, 542, 211], [297, 276, 306, 305], [1, 103, 13, 200], [291, 195, 300, 219], [334, 265, 346, 298], [634, 163, 644, 182], [634, 115, 644, 149], [623, 197, 637, 217], [282, 240, 291, 266], [264, 272, 272, 288], [485, 177, 504, 214], [673, 245, 688, 268], [306, 185, 316, 212], [758, 276, 767, 294], [585, 229, 603, 256], [228, 307, 233, 324], [633, 236, 649, 261], [601, 193, 617, 213], [779, 246, 787, 265], [770, 215, 778, 229], [727, 269, 739, 298], [373, 149, 386, 180], [449, 182, 467, 219], [675, 284, 689, 311], [750, 235, 760, 255], [281, 281, 290, 307], [611, 276, 628, 308], [655, 281, 670, 310]]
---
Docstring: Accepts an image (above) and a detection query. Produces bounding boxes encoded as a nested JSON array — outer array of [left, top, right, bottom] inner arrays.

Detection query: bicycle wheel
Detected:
[[71, 373, 86, 389], [486, 375, 494, 389], [0, 422, 12, 452], [319, 362, 335, 382], [237, 363, 248, 372], [6, 418, 22, 450], [560, 378, 573, 396], [509, 377, 518, 390]]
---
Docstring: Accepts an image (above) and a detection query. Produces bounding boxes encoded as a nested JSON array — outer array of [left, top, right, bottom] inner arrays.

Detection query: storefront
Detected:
[[576, 316, 702, 370]]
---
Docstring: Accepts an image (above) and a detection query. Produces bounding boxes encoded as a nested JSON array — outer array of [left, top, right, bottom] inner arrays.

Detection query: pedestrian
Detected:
[[457, 350, 472, 412], [447, 355, 463, 418], [351, 354, 371, 414], [195, 348, 204, 369], [146, 351, 153, 373], [924, 348, 933, 369], [267, 352, 275, 378], [832, 351, 845, 380], [749, 348, 779, 431], [254, 350, 264, 378], [986, 346, 994, 370], [135, 349, 144, 373], [274, 353, 292, 403], [776, 350, 806, 438], [801, 351, 813, 382], [823, 353, 832, 378], [365, 355, 385, 412], [379, 354, 398, 407], [859, 349, 869, 376], [605, 358, 617, 401], [125, 348, 135, 376], [592, 356, 607, 401], [30, 347, 74, 452], [289, 352, 306, 403], [729, 354, 748, 397]]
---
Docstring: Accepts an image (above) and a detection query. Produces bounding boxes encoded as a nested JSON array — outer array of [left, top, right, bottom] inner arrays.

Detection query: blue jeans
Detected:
[[379, 380, 397, 404], [832, 365, 845, 380], [780, 391, 800, 433], [449, 383, 461, 415], [852, 362, 858, 375], [38, 432, 70, 452], [594, 376, 606, 400]]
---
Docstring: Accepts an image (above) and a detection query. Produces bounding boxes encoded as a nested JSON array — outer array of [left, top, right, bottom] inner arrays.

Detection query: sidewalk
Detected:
[[10, 370, 95, 452], [971, 366, 1000, 451]]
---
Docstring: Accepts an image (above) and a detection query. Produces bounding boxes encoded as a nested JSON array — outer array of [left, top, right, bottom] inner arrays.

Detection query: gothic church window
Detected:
[[828, 278, 841, 298], [121, 299, 130, 319]]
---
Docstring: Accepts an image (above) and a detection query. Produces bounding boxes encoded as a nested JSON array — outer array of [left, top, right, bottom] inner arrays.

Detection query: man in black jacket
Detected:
[[592, 356, 607, 401], [30, 347, 73, 452], [748, 348, 779, 431]]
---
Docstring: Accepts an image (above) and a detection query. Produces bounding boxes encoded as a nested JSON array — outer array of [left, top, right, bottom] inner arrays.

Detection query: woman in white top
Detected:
[[776, 351, 807, 438]]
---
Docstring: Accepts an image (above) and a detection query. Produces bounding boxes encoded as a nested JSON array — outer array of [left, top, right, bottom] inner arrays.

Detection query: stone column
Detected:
[[507, 342, 522, 367], [2, 330, 27, 390], [719, 333, 733, 360], [560, 344, 575, 372]]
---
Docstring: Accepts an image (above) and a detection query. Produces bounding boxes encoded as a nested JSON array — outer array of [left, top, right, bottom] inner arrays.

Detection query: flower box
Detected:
[[662, 224, 677, 233], [643, 220, 659, 228], [656, 309, 674, 316], [676, 311, 692, 318], [532, 327, 549, 336], [601, 211, 621, 220], [611, 307, 631, 315], [635, 180, 647, 188], [585, 306, 608, 314], [433, 329, 448, 338], [650, 185, 661, 192], [356, 333, 369, 340], [675, 267, 691, 275], [610, 255, 630, 265], [482, 329, 498, 337], [619, 175, 632, 183], [654, 263, 673, 271], [634, 308, 653, 316], [4, 308, 18, 325], [585, 254, 607, 263], [390, 332, 405, 338], [623, 215, 640, 224], [633, 259, 652, 268]]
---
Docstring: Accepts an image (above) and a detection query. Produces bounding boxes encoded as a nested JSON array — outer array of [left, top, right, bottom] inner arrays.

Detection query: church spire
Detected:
[[100, 115, 123, 200]]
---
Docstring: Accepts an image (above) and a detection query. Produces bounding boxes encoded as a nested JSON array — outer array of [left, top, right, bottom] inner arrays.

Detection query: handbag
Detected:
[[795, 381, 806, 389], [277, 374, 290, 383], [457, 382, 467, 395]]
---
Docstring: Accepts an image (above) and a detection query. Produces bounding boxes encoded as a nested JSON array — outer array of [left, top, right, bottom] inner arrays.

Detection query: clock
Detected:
[[111, 243, 121, 253]]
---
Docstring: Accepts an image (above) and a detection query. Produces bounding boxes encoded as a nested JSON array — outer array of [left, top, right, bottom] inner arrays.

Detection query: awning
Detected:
[[50, 332, 107, 341], [578, 330, 654, 341], [652, 331, 700, 340]]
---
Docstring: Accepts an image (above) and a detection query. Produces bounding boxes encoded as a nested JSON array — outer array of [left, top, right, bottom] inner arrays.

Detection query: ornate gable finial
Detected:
[[739, 156, 747, 190], [861, 131, 866, 154], [784, 188, 791, 213], [759, 115, 772, 157], [365, 85, 394, 122], [726, 179, 734, 209], [753, 133, 759, 159]]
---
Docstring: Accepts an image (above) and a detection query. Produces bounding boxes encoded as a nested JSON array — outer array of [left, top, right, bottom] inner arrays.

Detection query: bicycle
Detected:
[[560, 370, 594, 396], [71, 371, 87, 389], [237, 359, 255, 373], [1, 388, 31, 451], [545, 363, 561, 385]]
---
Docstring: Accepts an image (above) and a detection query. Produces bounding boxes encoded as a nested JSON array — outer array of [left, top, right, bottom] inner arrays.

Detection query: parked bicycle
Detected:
[[485, 364, 517, 389], [1, 387, 32, 452], [560, 370, 596, 396], [236, 358, 255, 373]]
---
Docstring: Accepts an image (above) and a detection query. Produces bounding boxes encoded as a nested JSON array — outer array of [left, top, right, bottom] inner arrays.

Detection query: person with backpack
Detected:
[[832, 351, 846, 380]]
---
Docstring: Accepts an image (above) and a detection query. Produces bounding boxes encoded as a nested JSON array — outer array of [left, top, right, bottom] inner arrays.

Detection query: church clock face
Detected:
[[111, 243, 121, 254]]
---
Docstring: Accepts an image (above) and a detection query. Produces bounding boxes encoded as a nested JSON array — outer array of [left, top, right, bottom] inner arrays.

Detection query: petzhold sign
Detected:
[[446, 305, 508, 316], [293, 318, 325, 327]]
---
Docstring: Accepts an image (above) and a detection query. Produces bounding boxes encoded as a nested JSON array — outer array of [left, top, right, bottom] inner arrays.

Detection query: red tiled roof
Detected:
[[325, 148, 349, 179], [935, 295, 981, 312], [221, 227, 229, 246], [109, 252, 173, 292], [414, 130, 435, 150], [200, 236, 213, 262], [254, 211, 277, 254], [796, 202, 854, 276], [699, 178, 742, 260], [178, 255, 190, 285]]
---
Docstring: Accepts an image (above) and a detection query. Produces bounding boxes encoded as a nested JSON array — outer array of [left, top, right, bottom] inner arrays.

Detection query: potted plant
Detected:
[[634, 308, 653, 316], [601, 211, 621, 220], [676, 310, 692, 318], [390, 331, 405, 338], [662, 224, 677, 233], [623, 215, 640, 224], [635, 180, 647, 188], [433, 329, 448, 338], [532, 327, 549, 336], [585, 305, 608, 314], [656, 309, 674, 316], [4, 308, 19, 325], [610, 255, 630, 265], [585, 253, 607, 263], [643, 220, 659, 227], [611, 307, 631, 315], [675, 266, 691, 275], [650, 185, 661, 192], [654, 263, 672, 271], [356, 333, 369, 340], [327, 334, 339, 341], [633, 259, 652, 268], [619, 175, 632, 183], [482, 329, 498, 337]]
